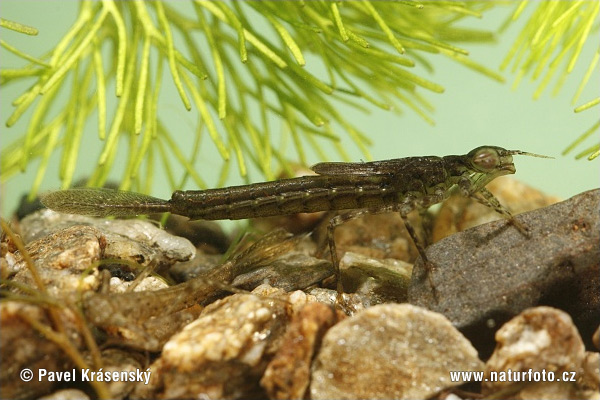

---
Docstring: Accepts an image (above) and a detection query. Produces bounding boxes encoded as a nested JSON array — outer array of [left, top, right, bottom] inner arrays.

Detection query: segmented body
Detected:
[[169, 154, 496, 220]]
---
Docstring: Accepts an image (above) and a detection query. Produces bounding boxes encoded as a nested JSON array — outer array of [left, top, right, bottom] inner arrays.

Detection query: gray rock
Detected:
[[409, 189, 600, 355], [167, 251, 223, 282], [310, 303, 483, 400]]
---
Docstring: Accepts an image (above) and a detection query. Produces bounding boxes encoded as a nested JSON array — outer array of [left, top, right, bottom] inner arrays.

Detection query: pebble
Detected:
[[20, 209, 195, 268], [167, 251, 223, 282], [501, 382, 598, 400], [582, 352, 600, 391], [483, 306, 599, 399], [310, 303, 483, 400], [8, 210, 196, 297], [339, 251, 412, 305], [0, 302, 82, 399], [38, 389, 90, 400], [163, 214, 230, 253], [108, 275, 168, 293], [10, 225, 104, 296], [261, 302, 338, 400], [99, 348, 145, 400], [231, 252, 333, 292], [306, 287, 368, 316], [141, 290, 289, 399], [409, 189, 600, 356]]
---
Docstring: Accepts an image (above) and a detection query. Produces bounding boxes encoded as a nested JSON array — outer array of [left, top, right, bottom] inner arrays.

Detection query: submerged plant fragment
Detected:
[[83, 229, 327, 351]]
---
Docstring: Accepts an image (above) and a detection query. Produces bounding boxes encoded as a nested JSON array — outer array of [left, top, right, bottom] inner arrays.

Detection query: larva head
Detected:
[[465, 146, 552, 190], [468, 146, 516, 175]]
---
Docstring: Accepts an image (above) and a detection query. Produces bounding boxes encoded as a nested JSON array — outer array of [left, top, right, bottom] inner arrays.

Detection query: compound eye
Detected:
[[472, 149, 499, 171]]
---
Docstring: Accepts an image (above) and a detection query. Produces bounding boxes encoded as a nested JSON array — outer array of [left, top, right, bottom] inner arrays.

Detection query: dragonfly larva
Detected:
[[41, 146, 551, 297]]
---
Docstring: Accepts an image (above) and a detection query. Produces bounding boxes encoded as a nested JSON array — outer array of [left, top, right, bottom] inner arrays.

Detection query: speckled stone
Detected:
[[0, 302, 82, 400], [20, 209, 195, 268], [261, 302, 337, 400], [310, 303, 483, 400], [498, 381, 599, 400], [99, 348, 145, 400], [10, 225, 104, 297], [38, 389, 90, 400], [581, 352, 600, 392], [483, 307, 597, 399], [146, 292, 288, 399], [9, 210, 196, 298]]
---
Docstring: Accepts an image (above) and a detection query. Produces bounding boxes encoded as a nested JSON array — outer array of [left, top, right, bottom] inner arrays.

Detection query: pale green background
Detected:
[[1, 1, 598, 219]]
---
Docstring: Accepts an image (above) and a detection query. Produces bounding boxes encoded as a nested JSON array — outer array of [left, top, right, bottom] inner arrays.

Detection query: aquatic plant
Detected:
[[500, 1, 599, 160], [0, 1, 597, 204]]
